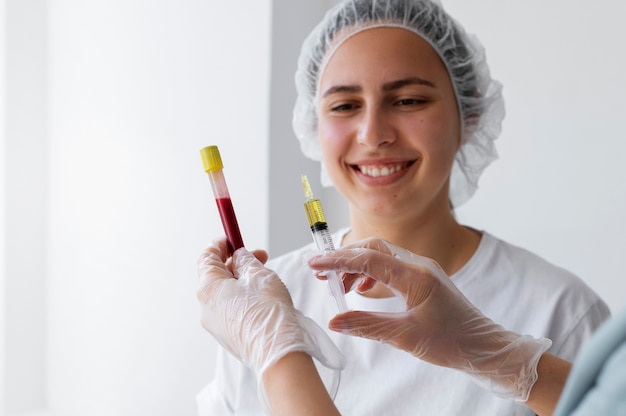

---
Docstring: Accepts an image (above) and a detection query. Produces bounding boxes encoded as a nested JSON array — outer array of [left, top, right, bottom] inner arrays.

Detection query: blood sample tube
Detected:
[[200, 145, 244, 254]]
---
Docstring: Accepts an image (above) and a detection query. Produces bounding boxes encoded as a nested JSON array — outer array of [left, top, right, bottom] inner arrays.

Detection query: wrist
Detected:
[[262, 352, 340, 416], [525, 353, 571, 415], [463, 332, 552, 401]]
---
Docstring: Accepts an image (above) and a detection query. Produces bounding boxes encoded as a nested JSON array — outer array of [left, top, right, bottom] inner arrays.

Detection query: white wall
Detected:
[[2, 0, 270, 415], [45, 1, 271, 414], [2, 0, 47, 413], [0, 0, 6, 412]]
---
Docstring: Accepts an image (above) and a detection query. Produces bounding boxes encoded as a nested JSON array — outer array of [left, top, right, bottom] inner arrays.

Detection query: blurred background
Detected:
[[1, 0, 624, 415]]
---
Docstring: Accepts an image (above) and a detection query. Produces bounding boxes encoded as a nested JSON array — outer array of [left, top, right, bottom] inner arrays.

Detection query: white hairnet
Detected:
[[292, 0, 505, 207]]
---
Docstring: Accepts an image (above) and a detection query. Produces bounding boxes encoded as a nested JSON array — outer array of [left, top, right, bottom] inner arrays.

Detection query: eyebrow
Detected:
[[383, 76, 436, 91], [322, 85, 362, 98], [321, 76, 436, 98]]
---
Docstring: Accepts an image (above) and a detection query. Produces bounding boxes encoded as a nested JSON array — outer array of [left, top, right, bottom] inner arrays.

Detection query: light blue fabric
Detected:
[[554, 306, 626, 415]]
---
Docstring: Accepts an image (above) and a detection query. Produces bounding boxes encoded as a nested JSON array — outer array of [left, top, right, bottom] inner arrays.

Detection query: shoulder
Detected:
[[464, 232, 611, 358], [478, 232, 608, 313], [481, 233, 572, 275], [479, 232, 598, 295]]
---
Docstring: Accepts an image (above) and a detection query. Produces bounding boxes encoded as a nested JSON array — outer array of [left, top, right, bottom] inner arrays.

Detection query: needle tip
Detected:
[[301, 174, 314, 200]]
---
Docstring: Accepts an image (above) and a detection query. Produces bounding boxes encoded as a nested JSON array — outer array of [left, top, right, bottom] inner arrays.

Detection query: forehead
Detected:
[[319, 26, 449, 92]]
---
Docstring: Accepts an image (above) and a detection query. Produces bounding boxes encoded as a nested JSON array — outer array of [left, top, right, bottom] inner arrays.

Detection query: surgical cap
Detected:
[[292, 0, 505, 207]]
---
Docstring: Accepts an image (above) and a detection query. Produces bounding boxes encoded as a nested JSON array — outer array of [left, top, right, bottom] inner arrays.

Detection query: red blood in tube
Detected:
[[215, 197, 244, 253]]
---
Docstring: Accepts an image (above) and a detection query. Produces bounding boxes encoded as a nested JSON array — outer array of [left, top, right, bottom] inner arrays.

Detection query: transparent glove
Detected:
[[197, 238, 345, 412], [308, 237, 552, 402]]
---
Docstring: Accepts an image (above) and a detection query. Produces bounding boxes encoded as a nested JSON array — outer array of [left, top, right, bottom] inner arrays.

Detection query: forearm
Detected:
[[263, 352, 341, 416], [525, 353, 572, 416]]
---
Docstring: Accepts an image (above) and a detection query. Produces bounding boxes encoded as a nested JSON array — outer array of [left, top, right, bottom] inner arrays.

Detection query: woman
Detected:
[[197, 0, 610, 414]]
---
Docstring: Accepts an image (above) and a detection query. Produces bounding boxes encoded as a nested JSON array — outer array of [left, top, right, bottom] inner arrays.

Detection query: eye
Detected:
[[395, 97, 428, 107], [329, 102, 360, 113]]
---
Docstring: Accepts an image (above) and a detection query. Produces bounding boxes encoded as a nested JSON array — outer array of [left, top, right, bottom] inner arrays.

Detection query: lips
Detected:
[[353, 161, 414, 178]]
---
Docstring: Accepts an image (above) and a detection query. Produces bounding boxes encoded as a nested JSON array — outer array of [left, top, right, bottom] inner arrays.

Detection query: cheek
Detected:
[[318, 118, 352, 158], [416, 111, 461, 159]]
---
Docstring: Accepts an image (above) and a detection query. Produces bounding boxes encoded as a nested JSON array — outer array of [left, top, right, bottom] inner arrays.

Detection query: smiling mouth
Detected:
[[353, 161, 415, 178]]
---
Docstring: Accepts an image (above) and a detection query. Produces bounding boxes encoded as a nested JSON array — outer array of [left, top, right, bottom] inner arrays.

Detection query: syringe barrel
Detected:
[[304, 199, 327, 227], [311, 223, 335, 252]]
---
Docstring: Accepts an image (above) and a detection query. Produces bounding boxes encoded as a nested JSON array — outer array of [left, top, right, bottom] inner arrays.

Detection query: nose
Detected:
[[356, 105, 396, 148]]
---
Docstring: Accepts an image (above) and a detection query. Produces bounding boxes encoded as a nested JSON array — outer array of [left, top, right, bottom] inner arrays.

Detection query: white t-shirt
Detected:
[[197, 230, 610, 416]]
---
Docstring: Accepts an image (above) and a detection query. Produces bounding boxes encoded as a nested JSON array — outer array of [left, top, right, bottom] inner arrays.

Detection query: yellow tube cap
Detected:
[[200, 145, 223, 172]]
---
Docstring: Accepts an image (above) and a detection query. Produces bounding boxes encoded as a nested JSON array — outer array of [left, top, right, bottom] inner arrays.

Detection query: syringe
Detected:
[[301, 174, 348, 313]]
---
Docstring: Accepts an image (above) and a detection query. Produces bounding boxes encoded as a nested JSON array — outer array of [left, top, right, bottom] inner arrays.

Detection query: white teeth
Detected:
[[359, 164, 405, 177]]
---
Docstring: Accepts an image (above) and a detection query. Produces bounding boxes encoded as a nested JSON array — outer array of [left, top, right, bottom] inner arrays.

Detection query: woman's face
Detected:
[[317, 27, 461, 219]]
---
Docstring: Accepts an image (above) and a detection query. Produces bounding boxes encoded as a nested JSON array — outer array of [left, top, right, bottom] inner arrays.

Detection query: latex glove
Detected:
[[308, 237, 552, 402], [197, 238, 345, 410]]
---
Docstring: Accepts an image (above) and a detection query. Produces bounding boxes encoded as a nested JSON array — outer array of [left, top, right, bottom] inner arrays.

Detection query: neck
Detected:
[[343, 203, 480, 277]]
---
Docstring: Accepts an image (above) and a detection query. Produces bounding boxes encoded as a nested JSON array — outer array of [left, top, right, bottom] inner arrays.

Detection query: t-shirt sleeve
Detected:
[[550, 299, 612, 362]]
